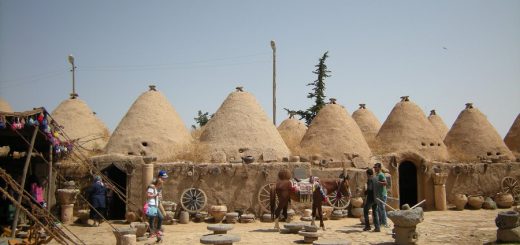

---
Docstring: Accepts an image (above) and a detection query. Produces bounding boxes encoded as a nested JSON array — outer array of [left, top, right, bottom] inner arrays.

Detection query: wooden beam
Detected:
[[11, 126, 38, 237]]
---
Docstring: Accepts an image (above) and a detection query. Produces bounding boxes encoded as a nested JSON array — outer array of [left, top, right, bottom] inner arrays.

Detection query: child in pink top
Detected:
[[31, 177, 47, 208]]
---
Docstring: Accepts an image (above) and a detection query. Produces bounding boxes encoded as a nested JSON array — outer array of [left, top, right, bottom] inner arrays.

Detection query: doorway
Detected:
[[103, 164, 126, 220], [399, 161, 417, 207]]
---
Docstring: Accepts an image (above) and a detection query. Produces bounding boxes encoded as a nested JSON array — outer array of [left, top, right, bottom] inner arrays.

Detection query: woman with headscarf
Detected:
[[87, 176, 107, 227]]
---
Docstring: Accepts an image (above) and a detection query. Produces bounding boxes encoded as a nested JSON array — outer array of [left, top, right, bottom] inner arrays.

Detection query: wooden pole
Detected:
[[11, 125, 38, 237], [376, 197, 396, 211], [47, 145, 53, 211], [411, 199, 426, 209], [271, 40, 276, 126]]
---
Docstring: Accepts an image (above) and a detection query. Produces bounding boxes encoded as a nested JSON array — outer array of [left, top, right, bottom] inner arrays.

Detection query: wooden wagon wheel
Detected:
[[327, 190, 350, 210], [257, 183, 277, 213], [502, 177, 520, 199], [180, 188, 207, 214]]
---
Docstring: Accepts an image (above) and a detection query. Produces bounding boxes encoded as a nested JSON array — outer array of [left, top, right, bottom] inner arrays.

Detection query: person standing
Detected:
[[374, 162, 388, 228], [146, 170, 168, 239], [363, 168, 380, 232], [87, 176, 107, 227]]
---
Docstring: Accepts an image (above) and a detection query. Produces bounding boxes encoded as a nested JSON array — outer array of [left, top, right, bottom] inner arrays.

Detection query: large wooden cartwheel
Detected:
[[327, 190, 350, 210], [257, 183, 277, 213], [180, 188, 207, 214], [502, 176, 520, 200]]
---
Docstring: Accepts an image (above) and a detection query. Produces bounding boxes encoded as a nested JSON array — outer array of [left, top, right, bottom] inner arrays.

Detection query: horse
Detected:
[[270, 169, 351, 230]]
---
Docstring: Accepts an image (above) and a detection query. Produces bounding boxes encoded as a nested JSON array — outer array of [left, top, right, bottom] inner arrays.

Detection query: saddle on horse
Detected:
[[290, 176, 327, 203]]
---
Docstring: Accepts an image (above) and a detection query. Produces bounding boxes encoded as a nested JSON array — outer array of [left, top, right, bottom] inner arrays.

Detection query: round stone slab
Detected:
[[304, 225, 319, 232], [207, 224, 234, 234], [299, 231, 323, 238], [313, 240, 352, 245], [200, 234, 241, 244], [284, 222, 306, 234]]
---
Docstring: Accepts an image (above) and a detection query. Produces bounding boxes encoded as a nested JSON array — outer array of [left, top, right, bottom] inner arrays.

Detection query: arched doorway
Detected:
[[399, 161, 417, 207], [102, 164, 126, 220]]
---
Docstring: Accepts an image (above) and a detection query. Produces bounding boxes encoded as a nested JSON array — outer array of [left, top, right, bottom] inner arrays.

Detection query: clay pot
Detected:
[[130, 222, 148, 237], [321, 206, 333, 220], [209, 205, 228, 222], [453, 194, 468, 210], [351, 207, 364, 218], [162, 201, 177, 212], [179, 211, 190, 224], [467, 195, 484, 210], [125, 212, 138, 223], [351, 197, 364, 208], [56, 189, 79, 205], [495, 192, 514, 209]]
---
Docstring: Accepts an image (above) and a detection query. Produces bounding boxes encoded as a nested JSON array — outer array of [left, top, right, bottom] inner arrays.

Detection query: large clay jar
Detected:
[[209, 205, 227, 223], [453, 193, 468, 210], [495, 192, 514, 209], [351, 197, 364, 208], [467, 195, 484, 209]]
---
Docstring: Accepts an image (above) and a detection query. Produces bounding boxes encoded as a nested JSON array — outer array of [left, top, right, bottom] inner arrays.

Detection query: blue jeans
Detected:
[[148, 211, 163, 233], [363, 199, 380, 230], [377, 195, 387, 226]]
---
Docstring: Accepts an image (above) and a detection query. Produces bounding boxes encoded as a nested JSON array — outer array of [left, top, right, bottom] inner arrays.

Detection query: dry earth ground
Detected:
[[50, 208, 514, 245]]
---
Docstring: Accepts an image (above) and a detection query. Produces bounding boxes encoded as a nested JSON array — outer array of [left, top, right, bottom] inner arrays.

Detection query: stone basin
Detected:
[[387, 207, 424, 227]]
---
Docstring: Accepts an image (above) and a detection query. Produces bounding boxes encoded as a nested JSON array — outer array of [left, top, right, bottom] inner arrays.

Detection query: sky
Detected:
[[0, 1, 519, 138]]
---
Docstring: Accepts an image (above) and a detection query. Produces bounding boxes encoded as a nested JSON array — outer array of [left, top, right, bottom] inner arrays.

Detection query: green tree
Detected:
[[192, 110, 211, 129], [285, 51, 331, 126]]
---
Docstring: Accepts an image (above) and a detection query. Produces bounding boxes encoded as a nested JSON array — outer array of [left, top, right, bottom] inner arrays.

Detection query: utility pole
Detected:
[[271, 40, 276, 126], [68, 54, 78, 98]]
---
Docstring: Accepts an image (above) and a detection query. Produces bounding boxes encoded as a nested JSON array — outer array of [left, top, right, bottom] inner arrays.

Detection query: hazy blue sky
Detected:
[[1, 1, 519, 137]]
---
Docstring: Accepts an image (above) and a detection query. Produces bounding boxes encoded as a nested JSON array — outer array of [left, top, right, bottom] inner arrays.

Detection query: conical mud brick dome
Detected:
[[504, 114, 520, 159], [445, 103, 514, 162], [352, 104, 381, 150], [198, 87, 290, 162], [428, 109, 449, 139], [105, 85, 191, 160], [300, 99, 372, 164], [277, 114, 307, 155], [375, 96, 448, 161], [0, 98, 13, 112], [52, 97, 110, 153]]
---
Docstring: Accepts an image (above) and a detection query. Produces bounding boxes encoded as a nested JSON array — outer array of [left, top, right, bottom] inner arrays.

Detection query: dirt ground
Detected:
[[50, 208, 512, 245]]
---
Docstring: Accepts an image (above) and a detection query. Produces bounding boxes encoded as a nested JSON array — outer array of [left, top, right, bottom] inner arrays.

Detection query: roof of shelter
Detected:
[[428, 109, 449, 140], [300, 99, 372, 163], [504, 113, 520, 158], [375, 96, 449, 162], [352, 104, 381, 151], [0, 98, 13, 112], [444, 103, 514, 162], [277, 116, 307, 155], [51, 97, 110, 153], [104, 85, 191, 161], [198, 87, 290, 162]]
